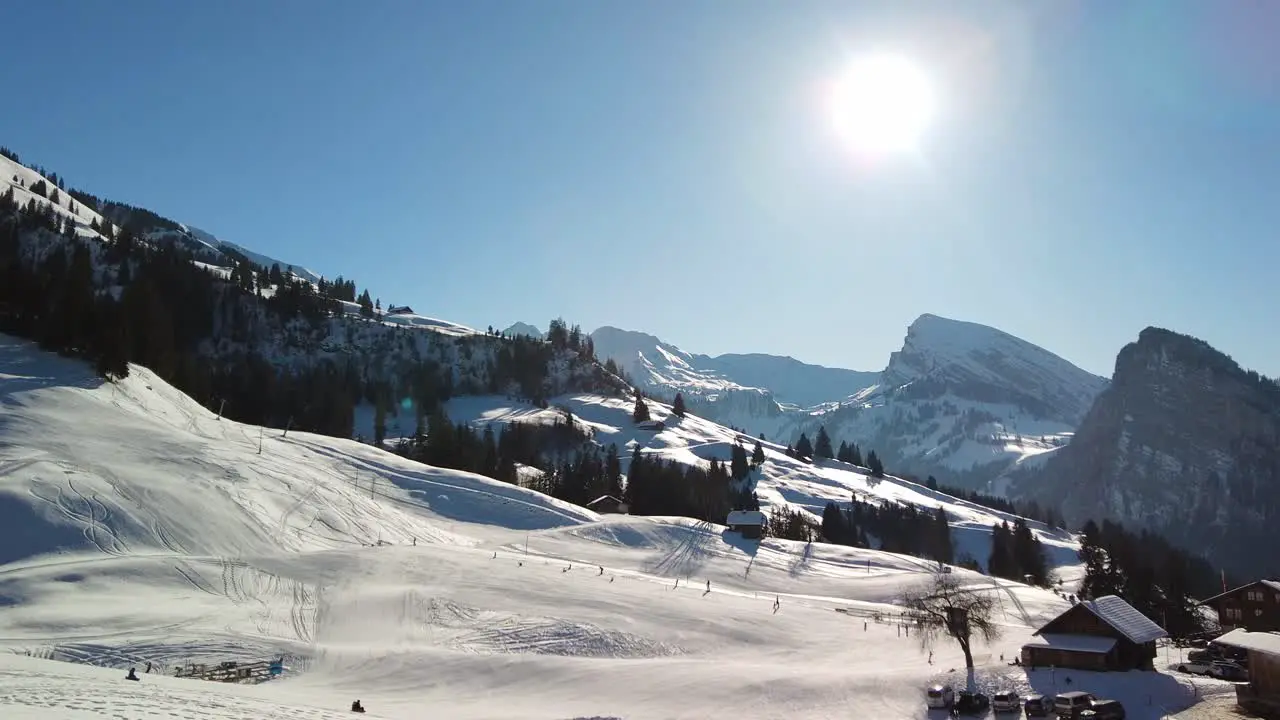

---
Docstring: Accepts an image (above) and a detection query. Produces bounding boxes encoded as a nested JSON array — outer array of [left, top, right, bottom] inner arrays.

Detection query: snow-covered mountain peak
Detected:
[[882, 313, 1107, 425]]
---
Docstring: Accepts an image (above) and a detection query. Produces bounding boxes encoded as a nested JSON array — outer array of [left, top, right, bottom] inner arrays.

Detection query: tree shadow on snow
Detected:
[[0, 335, 105, 405], [643, 521, 717, 577]]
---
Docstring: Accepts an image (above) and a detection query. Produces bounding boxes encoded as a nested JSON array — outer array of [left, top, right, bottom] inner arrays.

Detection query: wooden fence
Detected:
[[173, 659, 283, 684]]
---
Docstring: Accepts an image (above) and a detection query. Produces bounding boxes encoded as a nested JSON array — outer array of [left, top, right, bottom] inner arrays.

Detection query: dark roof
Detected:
[[586, 495, 624, 508], [1197, 579, 1280, 606]]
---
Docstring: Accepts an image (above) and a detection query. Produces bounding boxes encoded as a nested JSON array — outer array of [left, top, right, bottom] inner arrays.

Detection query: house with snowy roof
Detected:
[[1020, 595, 1167, 672], [1213, 628, 1280, 717], [725, 510, 766, 540], [1198, 579, 1280, 633]]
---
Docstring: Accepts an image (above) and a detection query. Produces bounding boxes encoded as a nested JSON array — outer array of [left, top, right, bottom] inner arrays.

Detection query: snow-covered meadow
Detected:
[[0, 335, 1228, 718]]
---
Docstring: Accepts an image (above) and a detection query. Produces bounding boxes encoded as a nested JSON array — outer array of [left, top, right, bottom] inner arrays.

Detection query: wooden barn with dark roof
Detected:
[[1020, 595, 1167, 671]]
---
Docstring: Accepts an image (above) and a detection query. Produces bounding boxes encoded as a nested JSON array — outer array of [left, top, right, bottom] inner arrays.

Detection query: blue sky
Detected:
[[4, 0, 1279, 377]]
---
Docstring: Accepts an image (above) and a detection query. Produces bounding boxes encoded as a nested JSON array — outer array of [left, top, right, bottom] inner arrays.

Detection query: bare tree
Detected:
[[899, 570, 1001, 670]]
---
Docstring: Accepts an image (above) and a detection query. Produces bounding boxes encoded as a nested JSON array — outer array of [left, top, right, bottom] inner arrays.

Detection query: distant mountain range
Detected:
[[562, 316, 1108, 491]]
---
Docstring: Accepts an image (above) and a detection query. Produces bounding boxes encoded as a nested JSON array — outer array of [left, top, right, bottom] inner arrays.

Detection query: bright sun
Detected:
[[828, 53, 935, 155]]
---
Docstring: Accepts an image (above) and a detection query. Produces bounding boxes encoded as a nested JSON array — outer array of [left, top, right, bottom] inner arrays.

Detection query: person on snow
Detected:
[[125, 667, 140, 681], [145, 661, 152, 674], [351, 699, 366, 713]]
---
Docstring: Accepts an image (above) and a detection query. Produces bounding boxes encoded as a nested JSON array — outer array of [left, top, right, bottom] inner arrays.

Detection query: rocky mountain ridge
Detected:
[[1015, 327, 1280, 579]]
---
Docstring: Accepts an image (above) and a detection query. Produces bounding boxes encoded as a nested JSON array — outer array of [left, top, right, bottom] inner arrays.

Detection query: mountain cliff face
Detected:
[[1016, 327, 1280, 579], [787, 314, 1109, 488]]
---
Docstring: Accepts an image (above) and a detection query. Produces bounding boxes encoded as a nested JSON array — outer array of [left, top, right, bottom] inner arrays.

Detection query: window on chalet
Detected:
[[1225, 607, 1243, 621], [1246, 590, 1264, 602]]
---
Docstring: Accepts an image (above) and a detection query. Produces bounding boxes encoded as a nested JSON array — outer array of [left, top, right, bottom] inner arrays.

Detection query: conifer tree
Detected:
[[849, 443, 863, 466], [730, 442, 750, 481], [672, 392, 686, 418], [794, 433, 813, 459], [814, 426, 834, 459], [867, 449, 884, 477], [373, 395, 387, 447], [631, 390, 650, 423], [751, 439, 765, 466]]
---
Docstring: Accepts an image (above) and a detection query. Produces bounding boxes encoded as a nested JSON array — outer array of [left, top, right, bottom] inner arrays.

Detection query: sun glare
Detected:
[[829, 53, 936, 156]]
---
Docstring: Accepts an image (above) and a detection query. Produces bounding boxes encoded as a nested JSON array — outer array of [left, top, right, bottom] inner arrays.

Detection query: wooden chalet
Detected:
[[1215, 629, 1280, 718], [725, 510, 766, 540], [1020, 595, 1167, 671], [1199, 580, 1280, 633], [585, 495, 628, 515]]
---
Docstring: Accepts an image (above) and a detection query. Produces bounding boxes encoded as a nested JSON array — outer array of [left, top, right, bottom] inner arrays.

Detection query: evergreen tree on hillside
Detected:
[[357, 289, 374, 317], [631, 390, 650, 423], [836, 440, 850, 463], [1012, 518, 1048, 586], [604, 443, 623, 498], [849, 443, 864, 466], [730, 442, 750, 481], [814, 426, 834, 459], [672, 392, 686, 418], [988, 521, 1015, 579], [547, 318, 569, 348], [785, 444, 795, 458], [373, 395, 387, 447], [752, 439, 765, 466], [866, 449, 884, 477], [821, 501, 845, 543], [794, 433, 813, 459], [926, 475, 939, 490], [931, 507, 954, 564]]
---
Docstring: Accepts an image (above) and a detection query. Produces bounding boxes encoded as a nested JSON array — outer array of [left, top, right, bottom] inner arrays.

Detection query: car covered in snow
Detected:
[[991, 690, 1020, 712], [926, 684, 955, 709]]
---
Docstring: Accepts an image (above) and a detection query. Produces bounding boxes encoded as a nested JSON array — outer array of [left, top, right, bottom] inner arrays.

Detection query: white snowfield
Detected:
[[441, 393, 1085, 581], [0, 335, 1226, 718]]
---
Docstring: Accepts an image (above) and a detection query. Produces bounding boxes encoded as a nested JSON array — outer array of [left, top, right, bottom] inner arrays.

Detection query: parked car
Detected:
[[1023, 694, 1053, 717], [1209, 661, 1249, 682], [954, 691, 991, 715], [992, 691, 1020, 713], [1055, 691, 1097, 718], [1187, 648, 1215, 663], [1078, 699, 1126, 720], [927, 684, 956, 709], [1176, 661, 1212, 675]]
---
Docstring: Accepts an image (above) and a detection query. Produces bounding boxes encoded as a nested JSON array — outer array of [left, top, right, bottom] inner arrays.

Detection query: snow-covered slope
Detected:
[[0, 336, 1226, 719], [1, 155, 114, 242], [781, 314, 1110, 491], [439, 392, 1084, 578], [184, 224, 321, 284]]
